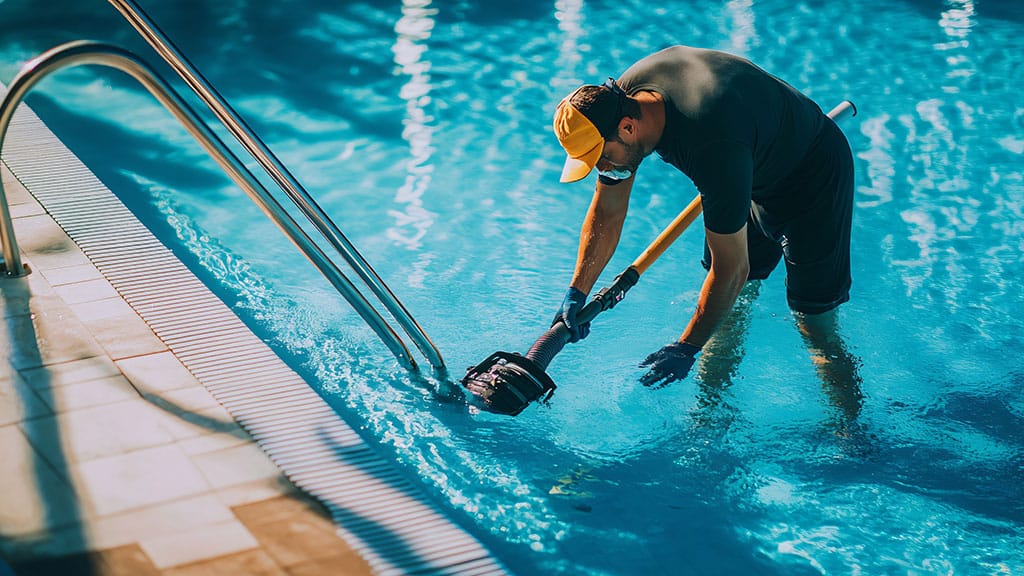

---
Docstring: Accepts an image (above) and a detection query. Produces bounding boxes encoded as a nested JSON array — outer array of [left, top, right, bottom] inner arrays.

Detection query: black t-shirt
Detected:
[[618, 46, 825, 234]]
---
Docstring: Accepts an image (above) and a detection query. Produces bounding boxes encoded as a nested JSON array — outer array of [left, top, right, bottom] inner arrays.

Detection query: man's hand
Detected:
[[639, 342, 701, 387], [552, 287, 590, 343]]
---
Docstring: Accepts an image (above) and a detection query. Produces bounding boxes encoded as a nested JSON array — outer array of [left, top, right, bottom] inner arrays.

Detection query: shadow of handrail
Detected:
[[1, 275, 95, 573], [140, 391, 249, 441]]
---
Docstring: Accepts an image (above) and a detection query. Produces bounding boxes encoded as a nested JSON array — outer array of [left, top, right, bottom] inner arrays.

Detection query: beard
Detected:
[[624, 140, 646, 172]]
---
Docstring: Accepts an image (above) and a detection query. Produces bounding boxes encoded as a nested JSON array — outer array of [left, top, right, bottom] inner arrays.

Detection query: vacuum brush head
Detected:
[[461, 351, 557, 416]]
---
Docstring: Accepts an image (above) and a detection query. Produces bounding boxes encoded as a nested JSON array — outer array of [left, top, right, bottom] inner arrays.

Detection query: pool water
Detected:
[[2, 0, 1023, 574]]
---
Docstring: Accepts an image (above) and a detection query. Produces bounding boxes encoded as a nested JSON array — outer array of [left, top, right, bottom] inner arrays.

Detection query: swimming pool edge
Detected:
[[0, 88, 512, 576]]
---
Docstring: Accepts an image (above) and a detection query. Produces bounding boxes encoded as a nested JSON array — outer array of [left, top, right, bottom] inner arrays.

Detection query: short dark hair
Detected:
[[568, 82, 641, 139]]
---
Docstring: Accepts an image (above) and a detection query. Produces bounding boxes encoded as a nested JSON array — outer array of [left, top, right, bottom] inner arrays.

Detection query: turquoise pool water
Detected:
[[3, 1, 1023, 574]]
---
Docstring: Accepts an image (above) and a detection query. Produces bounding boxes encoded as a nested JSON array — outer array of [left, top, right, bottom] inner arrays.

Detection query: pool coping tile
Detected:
[[137, 520, 260, 570]]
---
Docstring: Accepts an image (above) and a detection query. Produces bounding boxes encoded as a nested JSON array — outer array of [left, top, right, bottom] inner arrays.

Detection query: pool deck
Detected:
[[0, 92, 507, 575]]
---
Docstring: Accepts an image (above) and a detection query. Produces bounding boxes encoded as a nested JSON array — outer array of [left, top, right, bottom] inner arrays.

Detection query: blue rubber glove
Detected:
[[552, 287, 590, 343], [639, 342, 701, 387]]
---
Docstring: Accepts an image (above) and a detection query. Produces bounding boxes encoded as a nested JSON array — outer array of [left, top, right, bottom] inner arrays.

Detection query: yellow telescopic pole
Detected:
[[630, 194, 704, 274]]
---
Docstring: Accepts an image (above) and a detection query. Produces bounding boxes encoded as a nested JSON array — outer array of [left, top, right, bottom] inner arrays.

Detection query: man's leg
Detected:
[[794, 308, 864, 430], [779, 117, 858, 426]]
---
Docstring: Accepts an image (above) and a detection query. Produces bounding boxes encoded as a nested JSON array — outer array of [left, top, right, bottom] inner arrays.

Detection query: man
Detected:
[[552, 45, 856, 388]]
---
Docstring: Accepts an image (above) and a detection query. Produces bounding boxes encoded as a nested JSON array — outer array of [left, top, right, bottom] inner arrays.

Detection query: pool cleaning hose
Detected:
[[462, 101, 858, 416]]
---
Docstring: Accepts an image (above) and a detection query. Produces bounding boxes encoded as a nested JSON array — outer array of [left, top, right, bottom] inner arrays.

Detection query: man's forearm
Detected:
[[570, 185, 629, 293], [680, 267, 746, 347], [571, 217, 622, 293]]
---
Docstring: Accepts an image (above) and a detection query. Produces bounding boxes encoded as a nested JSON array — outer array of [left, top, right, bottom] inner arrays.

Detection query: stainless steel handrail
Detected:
[[108, 0, 446, 374], [0, 144, 22, 276], [0, 41, 418, 370]]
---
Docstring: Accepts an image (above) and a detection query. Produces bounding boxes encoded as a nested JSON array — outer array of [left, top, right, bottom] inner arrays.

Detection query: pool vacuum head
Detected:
[[461, 351, 556, 416], [461, 269, 640, 416]]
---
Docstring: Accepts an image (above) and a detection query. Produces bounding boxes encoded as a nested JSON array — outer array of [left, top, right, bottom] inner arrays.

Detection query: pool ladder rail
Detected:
[[0, 5, 446, 375]]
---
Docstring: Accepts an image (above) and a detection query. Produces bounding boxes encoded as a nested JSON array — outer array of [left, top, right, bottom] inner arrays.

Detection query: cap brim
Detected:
[[559, 143, 602, 183]]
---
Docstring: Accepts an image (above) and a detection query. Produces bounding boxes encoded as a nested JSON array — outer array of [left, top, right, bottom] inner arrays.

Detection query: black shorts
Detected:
[[702, 117, 854, 315]]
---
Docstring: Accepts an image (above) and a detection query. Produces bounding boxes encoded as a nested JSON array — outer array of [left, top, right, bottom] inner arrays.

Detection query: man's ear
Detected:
[[619, 117, 635, 137]]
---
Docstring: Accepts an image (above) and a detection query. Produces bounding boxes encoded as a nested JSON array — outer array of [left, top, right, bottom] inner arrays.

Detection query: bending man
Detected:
[[552, 45, 856, 387]]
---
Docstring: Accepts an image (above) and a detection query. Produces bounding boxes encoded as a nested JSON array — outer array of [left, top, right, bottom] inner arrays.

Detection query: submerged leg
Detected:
[[694, 280, 761, 412], [794, 308, 864, 430]]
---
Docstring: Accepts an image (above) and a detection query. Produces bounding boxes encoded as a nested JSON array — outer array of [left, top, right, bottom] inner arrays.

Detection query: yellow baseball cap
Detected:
[[553, 82, 623, 183], [553, 97, 603, 183]]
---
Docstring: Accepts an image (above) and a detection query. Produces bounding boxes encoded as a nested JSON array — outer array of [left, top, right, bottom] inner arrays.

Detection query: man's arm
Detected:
[[569, 177, 634, 293], [679, 225, 750, 347]]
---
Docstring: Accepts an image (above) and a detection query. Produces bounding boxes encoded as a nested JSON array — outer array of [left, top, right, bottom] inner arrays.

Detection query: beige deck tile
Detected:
[[20, 399, 175, 464], [156, 385, 222, 412], [19, 355, 122, 389], [67, 294, 135, 322], [214, 477, 300, 509], [1, 167, 33, 205], [83, 494, 235, 551], [90, 323, 169, 361], [74, 444, 211, 517], [9, 201, 46, 218], [176, 428, 251, 457], [0, 494, 239, 563], [38, 263, 106, 287], [53, 278, 120, 305], [11, 214, 92, 271], [1, 299, 108, 371], [138, 520, 259, 569], [142, 386, 250, 451], [155, 403, 240, 442], [115, 351, 201, 393], [0, 424, 78, 538], [34, 374, 141, 414], [69, 297, 168, 360], [0, 370, 52, 426], [190, 443, 283, 491]]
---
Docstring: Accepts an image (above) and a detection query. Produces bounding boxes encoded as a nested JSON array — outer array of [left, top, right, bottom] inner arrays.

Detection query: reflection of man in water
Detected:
[[550, 46, 862, 419]]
